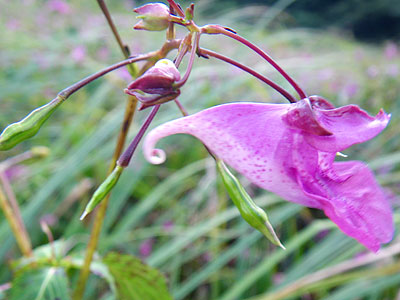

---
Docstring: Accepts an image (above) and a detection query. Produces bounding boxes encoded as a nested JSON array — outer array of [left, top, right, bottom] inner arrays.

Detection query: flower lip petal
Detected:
[[306, 103, 391, 152]]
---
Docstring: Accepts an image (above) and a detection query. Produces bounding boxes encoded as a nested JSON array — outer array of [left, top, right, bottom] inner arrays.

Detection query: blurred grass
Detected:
[[1, 0, 400, 299]]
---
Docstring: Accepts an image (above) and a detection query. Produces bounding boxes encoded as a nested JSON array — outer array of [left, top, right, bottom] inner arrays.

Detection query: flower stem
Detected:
[[72, 97, 138, 300], [206, 26, 307, 99], [166, 0, 185, 17], [0, 172, 32, 253], [0, 183, 32, 257], [175, 33, 200, 87], [118, 105, 161, 167], [97, 0, 129, 58], [96, 0, 138, 76], [199, 48, 296, 103], [59, 55, 151, 99]]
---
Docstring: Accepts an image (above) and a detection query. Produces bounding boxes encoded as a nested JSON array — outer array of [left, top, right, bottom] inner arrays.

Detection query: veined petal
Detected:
[[306, 161, 393, 252], [291, 134, 394, 251], [282, 97, 390, 152], [307, 103, 390, 152], [143, 102, 305, 198]]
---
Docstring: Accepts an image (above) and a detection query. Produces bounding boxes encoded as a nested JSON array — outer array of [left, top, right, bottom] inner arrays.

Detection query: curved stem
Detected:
[[166, 0, 185, 17], [174, 38, 190, 68], [175, 33, 200, 88], [174, 99, 188, 116], [117, 105, 161, 167], [199, 48, 296, 103], [59, 54, 152, 99], [207, 27, 306, 99]]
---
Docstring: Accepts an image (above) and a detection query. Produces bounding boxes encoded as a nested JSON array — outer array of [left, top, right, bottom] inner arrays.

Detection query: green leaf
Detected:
[[216, 159, 284, 248], [103, 252, 173, 300], [9, 267, 71, 300]]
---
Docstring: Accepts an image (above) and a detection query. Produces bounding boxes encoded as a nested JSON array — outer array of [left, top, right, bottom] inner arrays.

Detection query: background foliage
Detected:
[[0, 0, 399, 299]]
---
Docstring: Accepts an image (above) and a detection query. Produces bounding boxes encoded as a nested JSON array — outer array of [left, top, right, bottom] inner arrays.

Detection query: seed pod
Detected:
[[216, 159, 285, 249], [0, 96, 63, 151]]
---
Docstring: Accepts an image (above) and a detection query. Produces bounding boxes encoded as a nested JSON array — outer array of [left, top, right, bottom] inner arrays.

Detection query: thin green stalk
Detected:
[[0, 173, 31, 254], [0, 184, 32, 257]]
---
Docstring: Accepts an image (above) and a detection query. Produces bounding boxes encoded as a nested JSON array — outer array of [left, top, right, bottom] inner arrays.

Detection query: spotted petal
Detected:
[[143, 101, 393, 251]]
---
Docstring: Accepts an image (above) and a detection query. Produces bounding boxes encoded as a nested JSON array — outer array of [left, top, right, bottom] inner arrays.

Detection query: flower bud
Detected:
[[125, 59, 181, 109], [133, 3, 171, 31], [216, 159, 285, 249]]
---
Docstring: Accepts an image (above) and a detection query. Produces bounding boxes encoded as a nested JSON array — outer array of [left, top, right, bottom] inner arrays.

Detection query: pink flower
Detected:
[[143, 96, 394, 252], [71, 45, 87, 64], [384, 42, 398, 60], [139, 239, 154, 258], [47, 0, 71, 15]]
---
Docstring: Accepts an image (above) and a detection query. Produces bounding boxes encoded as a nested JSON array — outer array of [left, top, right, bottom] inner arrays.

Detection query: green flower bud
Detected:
[[0, 96, 63, 151], [216, 159, 285, 249], [80, 165, 124, 220], [133, 3, 171, 31]]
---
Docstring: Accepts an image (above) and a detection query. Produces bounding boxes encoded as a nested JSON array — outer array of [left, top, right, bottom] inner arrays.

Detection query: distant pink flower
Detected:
[[386, 65, 399, 77], [47, 0, 71, 14], [4, 165, 29, 182], [162, 220, 174, 232], [116, 68, 132, 83], [139, 239, 154, 258], [6, 19, 20, 31], [344, 83, 359, 98], [97, 46, 110, 61], [71, 45, 87, 64], [143, 97, 394, 252], [367, 66, 379, 78], [384, 42, 398, 60]]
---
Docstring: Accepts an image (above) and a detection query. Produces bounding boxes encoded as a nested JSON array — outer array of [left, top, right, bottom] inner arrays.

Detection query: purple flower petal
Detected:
[[143, 99, 393, 251]]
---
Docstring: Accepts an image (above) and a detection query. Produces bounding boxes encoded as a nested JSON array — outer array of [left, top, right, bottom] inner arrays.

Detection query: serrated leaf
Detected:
[[103, 252, 173, 300], [9, 267, 71, 300]]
